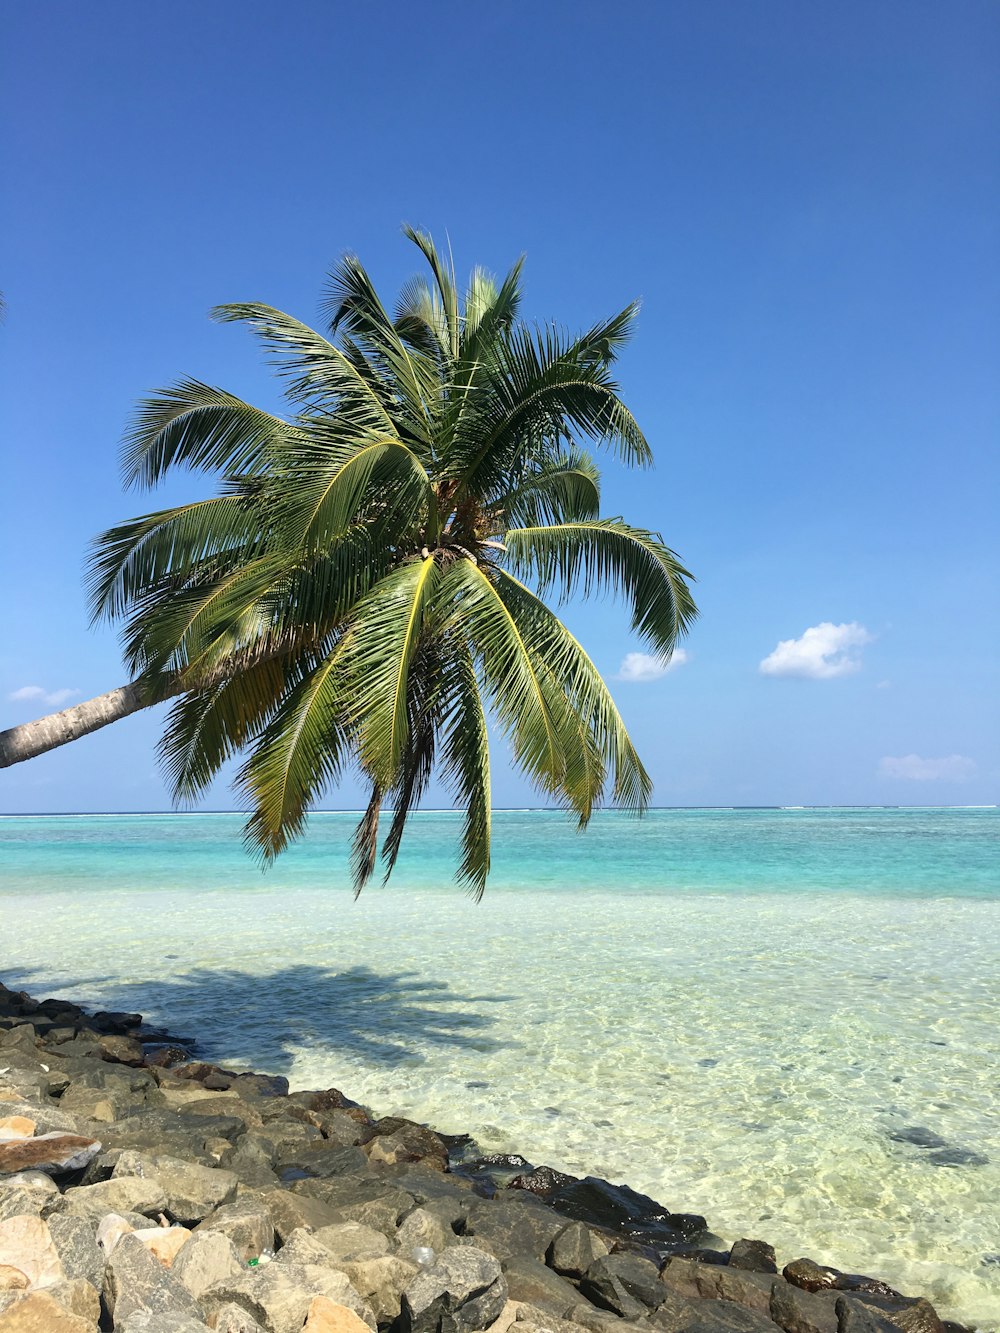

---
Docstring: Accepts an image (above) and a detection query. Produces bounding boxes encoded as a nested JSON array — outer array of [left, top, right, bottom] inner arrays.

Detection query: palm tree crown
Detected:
[[89, 229, 697, 896]]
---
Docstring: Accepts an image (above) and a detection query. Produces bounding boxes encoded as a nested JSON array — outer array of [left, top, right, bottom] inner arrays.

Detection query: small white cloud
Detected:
[[8, 685, 79, 708], [616, 648, 689, 683], [876, 679, 891, 690], [759, 622, 872, 679], [879, 754, 977, 782]]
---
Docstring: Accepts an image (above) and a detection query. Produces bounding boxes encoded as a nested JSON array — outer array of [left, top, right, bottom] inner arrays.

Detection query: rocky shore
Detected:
[[0, 979, 970, 1333]]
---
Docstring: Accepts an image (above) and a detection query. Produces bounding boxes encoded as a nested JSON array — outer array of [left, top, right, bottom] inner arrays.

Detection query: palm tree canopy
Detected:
[[89, 229, 697, 896]]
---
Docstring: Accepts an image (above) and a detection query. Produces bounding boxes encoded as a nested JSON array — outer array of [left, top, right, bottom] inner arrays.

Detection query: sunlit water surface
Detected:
[[2, 809, 997, 1327]]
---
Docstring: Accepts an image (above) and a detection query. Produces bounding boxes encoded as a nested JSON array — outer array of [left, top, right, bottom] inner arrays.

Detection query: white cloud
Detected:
[[879, 754, 977, 782], [616, 648, 689, 683], [8, 685, 79, 708], [759, 622, 872, 679]]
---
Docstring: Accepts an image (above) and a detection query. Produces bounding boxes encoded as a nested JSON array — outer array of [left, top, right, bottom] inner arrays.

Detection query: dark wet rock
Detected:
[[784, 1259, 841, 1292], [195, 1200, 275, 1263], [359, 1118, 450, 1172], [509, 1165, 578, 1195], [581, 1251, 663, 1316], [835, 1295, 904, 1332], [463, 1196, 565, 1262], [98, 1033, 145, 1065], [468, 1154, 532, 1173], [770, 1278, 840, 1333], [838, 1294, 945, 1333], [682, 1247, 731, 1265], [502, 1255, 579, 1315], [143, 1044, 192, 1068], [92, 1010, 143, 1034], [729, 1237, 778, 1273], [103, 1231, 202, 1324], [544, 1175, 707, 1251], [547, 1219, 610, 1277], [660, 1256, 775, 1313], [0, 1133, 102, 1177], [924, 1147, 989, 1168], [887, 1127, 947, 1150], [651, 1289, 779, 1331], [401, 1244, 507, 1333]]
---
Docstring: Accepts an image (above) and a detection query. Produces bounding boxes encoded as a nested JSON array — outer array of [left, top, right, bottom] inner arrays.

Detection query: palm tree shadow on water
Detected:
[[9, 964, 515, 1076]]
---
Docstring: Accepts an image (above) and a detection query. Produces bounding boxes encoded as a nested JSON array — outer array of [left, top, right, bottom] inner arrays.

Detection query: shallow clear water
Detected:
[[1, 808, 998, 1326]]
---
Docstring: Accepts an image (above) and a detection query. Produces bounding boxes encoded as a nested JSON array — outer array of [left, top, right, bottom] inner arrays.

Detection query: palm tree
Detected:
[[1, 230, 696, 894]]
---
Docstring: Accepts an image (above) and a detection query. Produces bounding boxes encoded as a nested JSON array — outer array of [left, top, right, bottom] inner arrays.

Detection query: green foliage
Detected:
[[89, 230, 697, 896]]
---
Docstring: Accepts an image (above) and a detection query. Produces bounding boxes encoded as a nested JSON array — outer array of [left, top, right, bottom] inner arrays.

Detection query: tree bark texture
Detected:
[[0, 683, 150, 768]]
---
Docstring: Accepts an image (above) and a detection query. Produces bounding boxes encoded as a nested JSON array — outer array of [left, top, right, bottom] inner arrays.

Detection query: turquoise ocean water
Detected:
[[2, 808, 998, 1325]]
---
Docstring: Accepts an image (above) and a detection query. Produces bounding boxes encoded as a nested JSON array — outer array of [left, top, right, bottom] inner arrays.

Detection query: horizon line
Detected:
[[1, 804, 996, 818]]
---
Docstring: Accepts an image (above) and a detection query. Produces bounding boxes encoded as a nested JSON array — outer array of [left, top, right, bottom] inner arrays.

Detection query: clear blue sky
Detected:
[[2, 1, 997, 813]]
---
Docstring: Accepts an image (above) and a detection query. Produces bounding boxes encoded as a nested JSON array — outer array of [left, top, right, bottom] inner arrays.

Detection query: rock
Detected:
[[0, 1289, 98, 1331], [837, 1295, 944, 1333], [103, 1232, 202, 1323], [0, 1119, 35, 1139], [97, 1034, 145, 1066], [924, 1148, 989, 1168], [38, 1277, 101, 1323], [260, 1188, 343, 1242], [660, 1257, 776, 1313], [112, 1152, 238, 1223], [46, 1214, 105, 1286], [0, 1134, 102, 1177], [582, 1251, 664, 1312], [546, 1221, 610, 1278], [56, 1086, 127, 1123], [91, 1010, 143, 1034], [312, 1221, 392, 1262], [730, 1238, 778, 1273], [0, 1215, 65, 1288], [835, 1297, 901, 1333], [143, 1046, 192, 1069], [172, 1229, 243, 1299], [275, 1142, 367, 1179], [62, 1176, 169, 1220], [650, 1289, 778, 1331], [117, 1313, 213, 1333], [304, 1297, 375, 1333], [131, 1223, 192, 1266], [202, 1262, 377, 1333], [340, 1254, 420, 1322], [95, 1212, 135, 1255], [785, 1260, 841, 1293], [501, 1256, 579, 1316], [211, 1303, 269, 1332], [509, 1167, 577, 1197], [359, 1119, 449, 1173], [464, 1199, 565, 1263], [195, 1201, 275, 1264], [0, 1266, 28, 1291], [770, 1277, 840, 1333], [397, 1207, 455, 1258], [887, 1128, 947, 1150], [312, 1111, 367, 1147], [544, 1177, 706, 1251], [401, 1245, 508, 1333]]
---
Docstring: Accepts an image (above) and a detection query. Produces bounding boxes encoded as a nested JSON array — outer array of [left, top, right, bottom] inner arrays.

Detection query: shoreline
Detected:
[[0, 977, 978, 1333]]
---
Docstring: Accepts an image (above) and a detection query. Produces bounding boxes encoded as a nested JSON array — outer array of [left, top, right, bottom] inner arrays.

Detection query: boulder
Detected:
[[62, 1177, 168, 1220], [581, 1251, 664, 1313], [730, 1239, 778, 1274], [501, 1256, 579, 1317], [304, 1297, 376, 1333], [359, 1119, 449, 1173], [770, 1277, 840, 1333], [835, 1297, 902, 1333], [339, 1254, 421, 1322], [130, 1223, 192, 1266], [35, 1277, 100, 1323], [102, 1232, 202, 1324], [312, 1222, 392, 1263], [545, 1177, 706, 1252], [201, 1262, 377, 1333], [97, 1035, 145, 1066], [0, 1214, 65, 1288], [195, 1200, 275, 1264], [0, 1289, 98, 1331], [275, 1143, 367, 1180], [117, 1313, 213, 1332], [649, 1289, 779, 1331], [0, 1266, 28, 1291], [401, 1246, 508, 1333], [836, 1295, 944, 1333], [172, 1229, 244, 1299], [659, 1257, 776, 1314], [463, 1200, 565, 1264], [260, 1189, 343, 1243], [112, 1152, 238, 1223], [45, 1213, 105, 1287], [397, 1207, 455, 1259], [546, 1221, 609, 1278], [212, 1304, 268, 1333], [784, 1260, 840, 1293], [0, 1135, 102, 1177]]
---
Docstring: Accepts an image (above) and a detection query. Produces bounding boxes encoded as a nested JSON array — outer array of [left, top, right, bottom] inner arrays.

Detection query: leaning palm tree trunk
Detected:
[[0, 684, 150, 768]]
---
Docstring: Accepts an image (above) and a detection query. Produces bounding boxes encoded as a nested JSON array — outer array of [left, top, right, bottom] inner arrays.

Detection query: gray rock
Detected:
[[313, 1221, 393, 1262], [172, 1229, 244, 1299], [463, 1199, 565, 1263], [402, 1245, 508, 1333], [835, 1296, 901, 1333], [211, 1304, 268, 1333], [46, 1212, 106, 1287], [770, 1277, 840, 1333], [546, 1221, 609, 1278], [341, 1254, 421, 1322], [201, 1261, 376, 1333], [63, 1175, 169, 1220], [502, 1255, 579, 1316], [650, 1289, 779, 1331], [112, 1152, 238, 1223], [260, 1187, 343, 1242], [660, 1257, 776, 1314], [924, 1147, 989, 1168], [103, 1231, 202, 1324], [730, 1238, 778, 1274], [195, 1200, 275, 1264], [275, 1141, 368, 1179], [117, 1312, 212, 1333], [397, 1206, 455, 1258], [836, 1294, 945, 1333], [580, 1251, 663, 1312]]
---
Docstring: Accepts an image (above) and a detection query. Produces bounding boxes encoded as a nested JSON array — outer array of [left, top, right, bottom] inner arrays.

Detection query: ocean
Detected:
[[1, 807, 997, 1326]]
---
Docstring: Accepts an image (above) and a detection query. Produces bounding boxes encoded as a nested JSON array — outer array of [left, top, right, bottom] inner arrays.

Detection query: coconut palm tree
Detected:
[[0, 230, 696, 894]]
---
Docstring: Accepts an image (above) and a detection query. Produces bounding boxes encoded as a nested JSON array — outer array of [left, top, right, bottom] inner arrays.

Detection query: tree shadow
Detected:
[[4, 963, 515, 1075]]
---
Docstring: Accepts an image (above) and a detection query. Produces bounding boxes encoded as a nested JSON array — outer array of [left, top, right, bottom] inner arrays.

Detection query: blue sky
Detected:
[[1, 0, 997, 813]]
